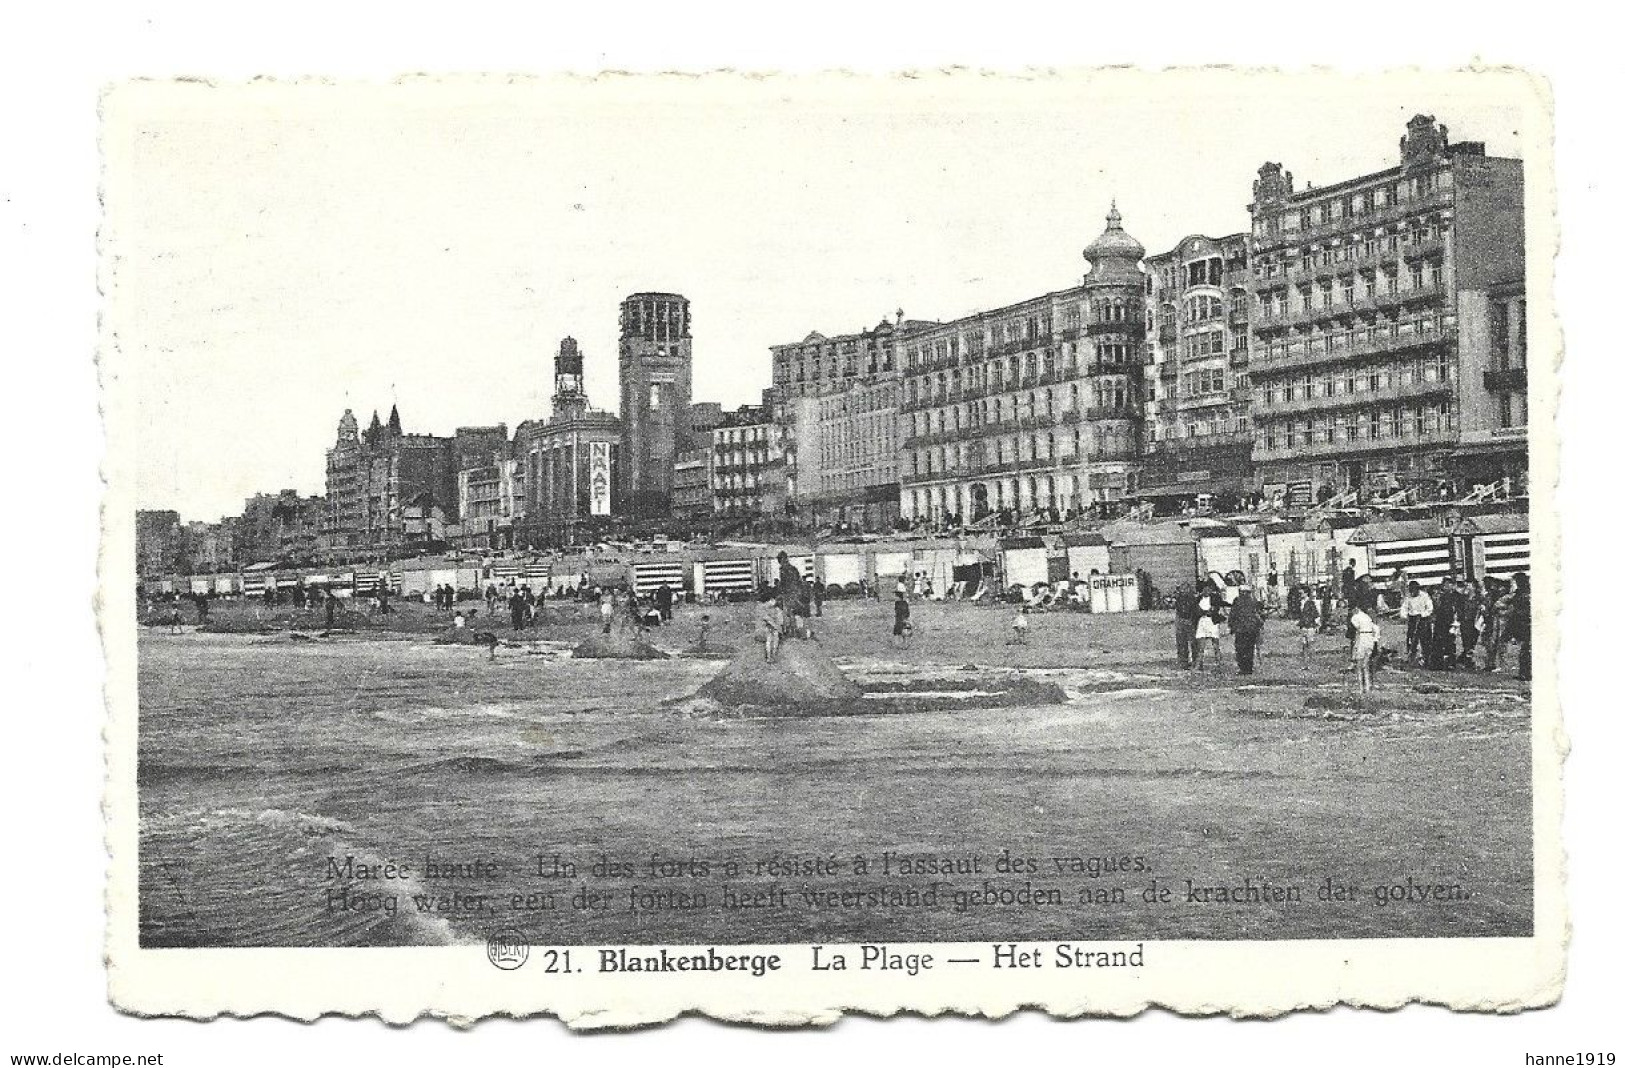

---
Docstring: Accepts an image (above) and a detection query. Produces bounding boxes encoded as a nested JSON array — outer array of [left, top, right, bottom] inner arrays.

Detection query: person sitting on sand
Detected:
[[453, 610, 466, 629], [1009, 606, 1030, 645], [1349, 603, 1380, 694]]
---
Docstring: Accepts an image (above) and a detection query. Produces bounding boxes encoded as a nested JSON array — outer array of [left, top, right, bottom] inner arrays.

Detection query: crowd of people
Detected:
[[1170, 560, 1533, 691]]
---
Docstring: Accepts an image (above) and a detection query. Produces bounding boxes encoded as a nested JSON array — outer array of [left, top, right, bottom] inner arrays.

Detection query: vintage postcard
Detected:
[[100, 69, 1562, 1027]]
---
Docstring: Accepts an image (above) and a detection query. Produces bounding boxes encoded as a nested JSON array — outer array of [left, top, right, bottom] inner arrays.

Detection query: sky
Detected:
[[102, 71, 1534, 522]]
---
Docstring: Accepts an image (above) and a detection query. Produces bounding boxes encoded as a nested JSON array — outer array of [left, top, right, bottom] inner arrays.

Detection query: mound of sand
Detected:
[[571, 630, 670, 660], [694, 639, 863, 710]]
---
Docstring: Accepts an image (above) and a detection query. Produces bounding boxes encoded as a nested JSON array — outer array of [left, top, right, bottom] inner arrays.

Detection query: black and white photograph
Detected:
[[96, 71, 1562, 1019]]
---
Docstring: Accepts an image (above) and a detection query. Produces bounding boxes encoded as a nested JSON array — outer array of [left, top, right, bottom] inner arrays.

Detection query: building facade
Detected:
[[1246, 114, 1525, 505], [513, 337, 622, 547], [711, 402, 785, 520], [323, 405, 460, 560], [793, 376, 903, 531], [898, 205, 1148, 527], [1140, 233, 1255, 511], [1453, 280, 1528, 491], [769, 315, 929, 530], [617, 292, 694, 516], [135, 509, 183, 577]]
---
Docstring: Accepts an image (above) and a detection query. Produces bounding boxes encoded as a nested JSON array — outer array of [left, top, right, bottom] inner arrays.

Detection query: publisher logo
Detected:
[[485, 931, 530, 971]]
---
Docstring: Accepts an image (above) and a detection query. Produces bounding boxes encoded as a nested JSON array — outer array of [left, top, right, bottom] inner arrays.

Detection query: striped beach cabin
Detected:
[[1450, 512, 1531, 583], [1347, 519, 1454, 587]]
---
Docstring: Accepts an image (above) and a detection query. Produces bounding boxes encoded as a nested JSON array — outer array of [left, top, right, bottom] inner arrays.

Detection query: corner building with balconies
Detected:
[[898, 205, 1147, 526], [1246, 114, 1524, 504], [1141, 233, 1255, 510]]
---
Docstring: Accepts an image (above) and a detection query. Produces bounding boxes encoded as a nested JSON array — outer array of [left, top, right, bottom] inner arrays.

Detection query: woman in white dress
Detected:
[[1194, 584, 1224, 673]]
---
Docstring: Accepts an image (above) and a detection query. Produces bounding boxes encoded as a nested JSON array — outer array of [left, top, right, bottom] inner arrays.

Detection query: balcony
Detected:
[[1249, 320, 1456, 377], [1254, 427, 1456, 462], [1484, 366, 1528, 392], [1087, 322, 1147, 340], [1254, 187, 1453, 251], [1258, 374, 1453, 417], [1085, 404, 1140, 421]]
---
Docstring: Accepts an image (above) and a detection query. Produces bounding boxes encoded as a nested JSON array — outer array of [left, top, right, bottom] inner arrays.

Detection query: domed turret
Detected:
[[1083, 202, 1146, 286]]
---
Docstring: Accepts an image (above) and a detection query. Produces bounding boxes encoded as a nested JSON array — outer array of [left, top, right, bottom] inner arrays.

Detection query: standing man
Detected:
[[1506, 572, 1533, 682], [1229, 588, 1265, 676], [1428, 579, 1458, 670], [1172, 583, 1200, 669], [1400, 581, 1434, 666], [508, 588, 526, 631]]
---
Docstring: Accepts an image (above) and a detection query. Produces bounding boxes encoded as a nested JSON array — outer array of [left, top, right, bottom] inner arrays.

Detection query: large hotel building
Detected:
[[1244, 114, 1525, 504], [897, 206, 1147, 525]]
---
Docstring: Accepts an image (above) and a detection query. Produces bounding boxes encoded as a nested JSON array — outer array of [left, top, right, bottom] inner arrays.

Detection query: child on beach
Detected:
[[1349, 603, 1380, 694], [1297, 593, 1320, 667], [599, 597, 614, 636], [1010, 606, 1030, 645], [762, 603, 785, 662]]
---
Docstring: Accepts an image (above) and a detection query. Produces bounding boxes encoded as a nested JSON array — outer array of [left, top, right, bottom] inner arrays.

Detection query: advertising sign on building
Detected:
[[589, 441, 612, 516], [591, 442, 614, 516]]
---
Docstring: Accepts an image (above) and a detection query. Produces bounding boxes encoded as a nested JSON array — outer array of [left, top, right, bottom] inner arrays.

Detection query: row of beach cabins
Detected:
[[139, 507, 1531, 615]]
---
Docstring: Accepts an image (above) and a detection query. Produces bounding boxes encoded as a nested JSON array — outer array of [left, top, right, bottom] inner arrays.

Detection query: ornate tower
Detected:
[[617, 292, 693, 515], [553, 336, 589, 421], [1081, 203, 1148, 506]]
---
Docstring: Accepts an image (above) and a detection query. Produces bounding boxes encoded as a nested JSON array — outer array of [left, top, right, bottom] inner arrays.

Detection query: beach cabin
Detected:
[[693, 557, 757, 600], [1449, 512, 1531, 583], [1347, 518, 1454, 587], [1261, 521, 1317, 587], [872, 549, 913, 591], [1192, 523, 1246, 581], [997, 536, 1050, 595], [815, 549, 868, 593], [1102, 523, 1199, 594], [1060, 532, 1111, 581], [629, 556, 687, 599]]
